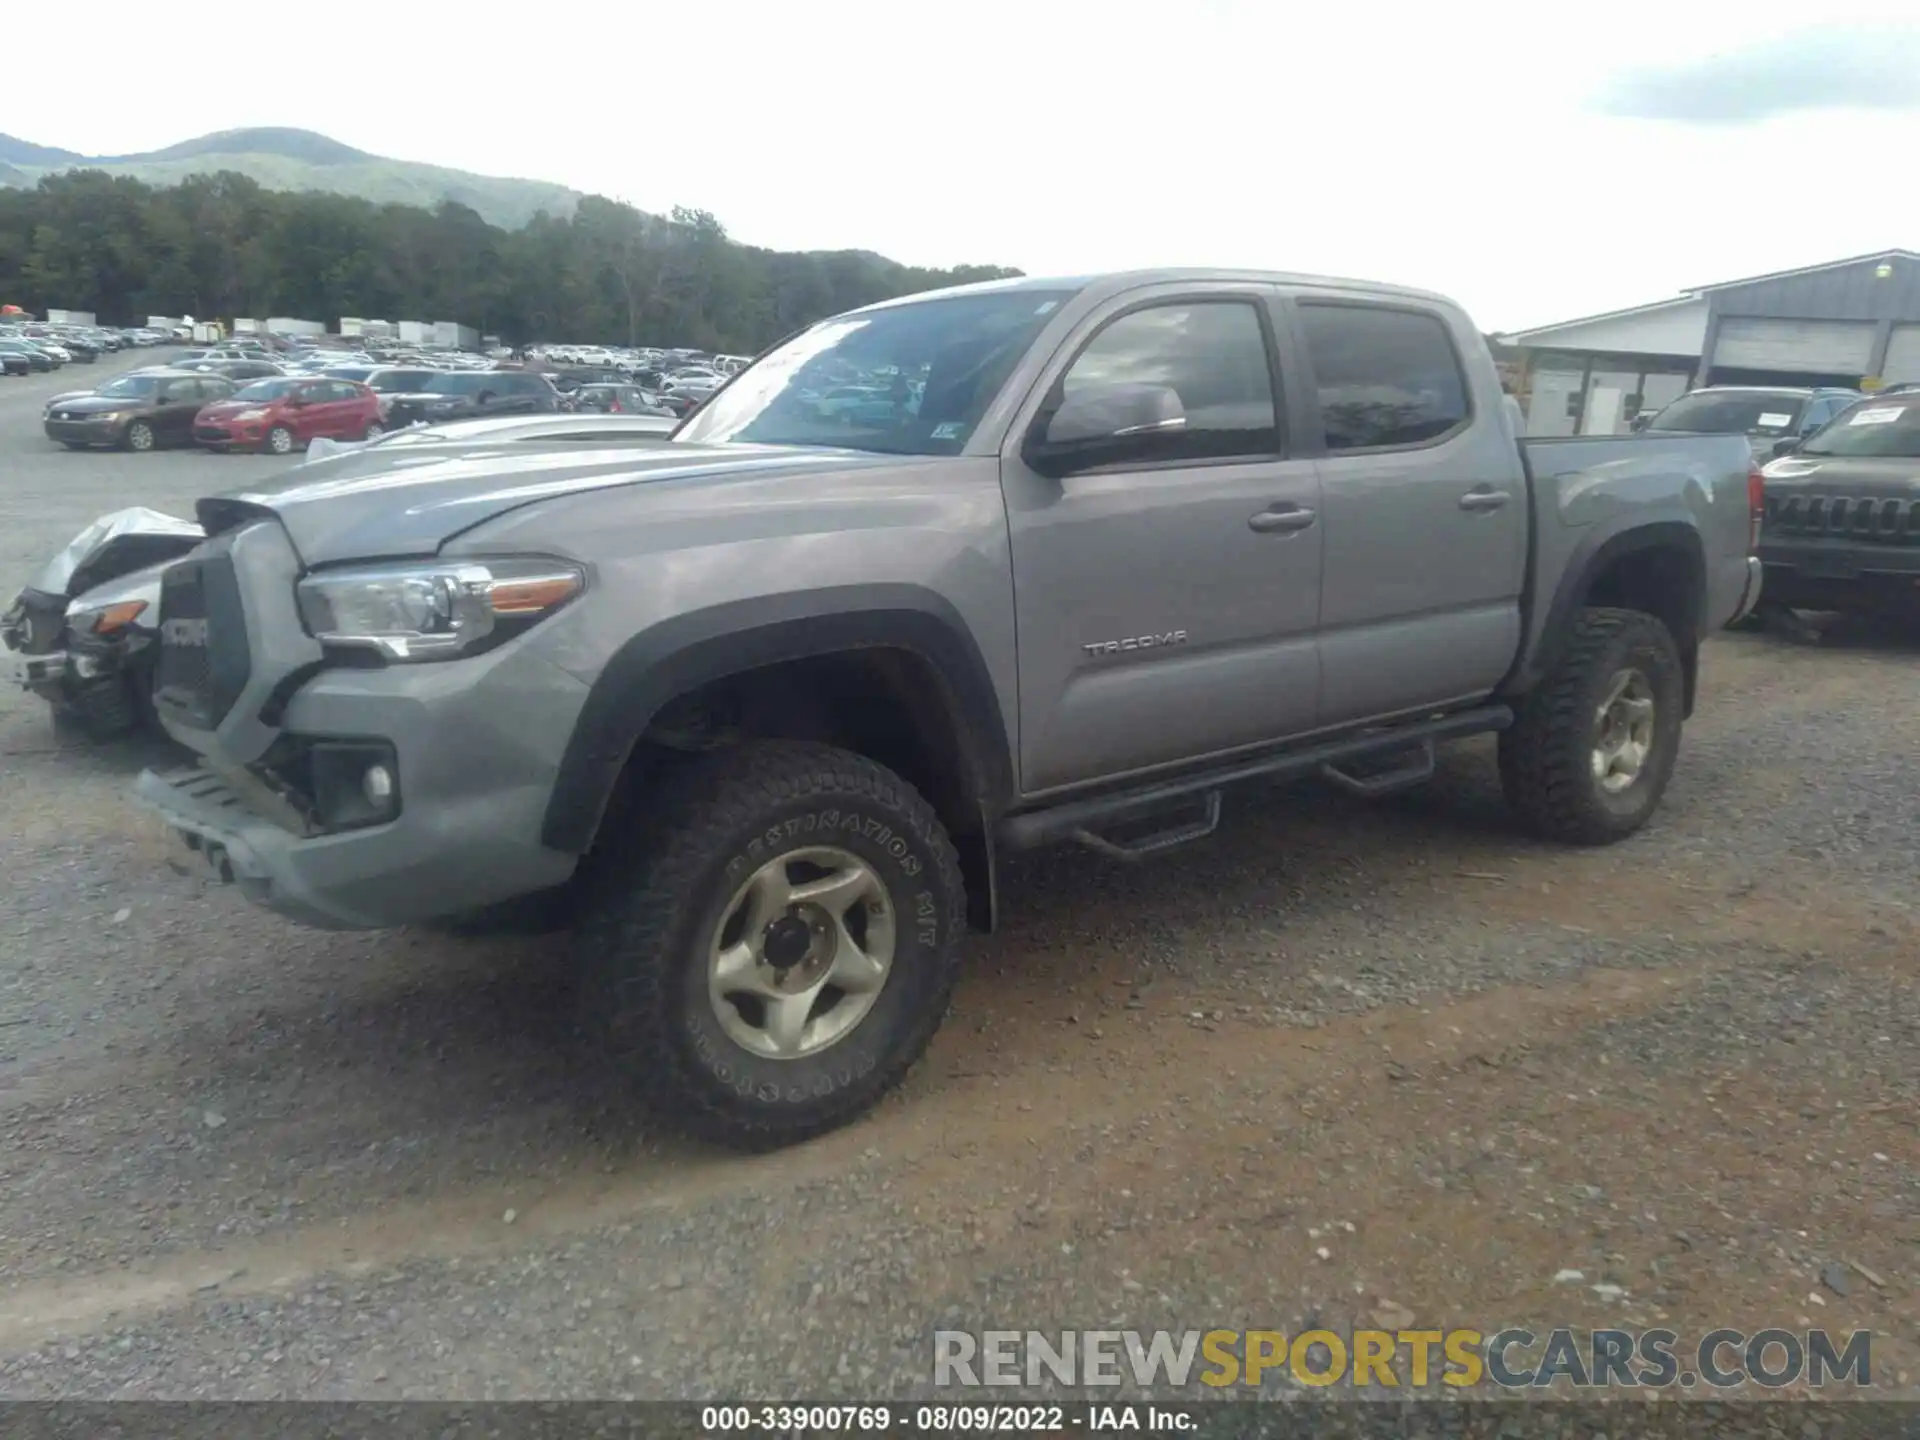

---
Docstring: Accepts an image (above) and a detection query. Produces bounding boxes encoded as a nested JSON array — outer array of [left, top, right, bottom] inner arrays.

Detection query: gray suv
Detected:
[[137, 269, 1761, 1147]]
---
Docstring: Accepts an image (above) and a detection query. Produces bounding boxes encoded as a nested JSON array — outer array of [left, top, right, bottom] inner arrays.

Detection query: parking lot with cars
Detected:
[[0, 342, 1915, 1399]]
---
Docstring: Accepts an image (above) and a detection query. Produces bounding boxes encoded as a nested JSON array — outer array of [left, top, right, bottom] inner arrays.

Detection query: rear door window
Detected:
[[1297, 303, 1471, 451]]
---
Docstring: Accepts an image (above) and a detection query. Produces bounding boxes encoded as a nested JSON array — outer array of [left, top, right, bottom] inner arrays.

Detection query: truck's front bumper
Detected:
[[137, 755, 578, 931]]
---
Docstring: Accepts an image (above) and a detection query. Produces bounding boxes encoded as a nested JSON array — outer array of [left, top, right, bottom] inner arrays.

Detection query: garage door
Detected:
[[1712, 318, 1877, 374], [1882, 324, 1920, 385]]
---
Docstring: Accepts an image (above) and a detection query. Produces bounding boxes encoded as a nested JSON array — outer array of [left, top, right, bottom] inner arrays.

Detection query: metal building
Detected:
[[1498, 249, 1920, 437]]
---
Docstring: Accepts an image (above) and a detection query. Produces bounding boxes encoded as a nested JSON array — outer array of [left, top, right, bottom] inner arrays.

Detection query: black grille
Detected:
[[1765, 493, 1920, 544], [153, 555, 251, 729], [194, 426, 230, 442]]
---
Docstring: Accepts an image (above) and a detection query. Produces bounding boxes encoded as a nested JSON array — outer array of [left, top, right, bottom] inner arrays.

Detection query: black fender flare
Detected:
[[541, 585, 1016, 865], [1503, 520, 1707, 711]]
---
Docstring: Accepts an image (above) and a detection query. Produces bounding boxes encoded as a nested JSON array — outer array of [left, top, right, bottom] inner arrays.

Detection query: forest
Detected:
[[0, 170, 1023, 351]]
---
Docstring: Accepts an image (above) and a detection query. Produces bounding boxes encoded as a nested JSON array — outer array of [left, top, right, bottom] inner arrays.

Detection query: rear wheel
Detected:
[[576, 740, 966, 1149], [123, 420, 155, 453], [1499, 607, 1685, 845], [264, 425, 295, 455]]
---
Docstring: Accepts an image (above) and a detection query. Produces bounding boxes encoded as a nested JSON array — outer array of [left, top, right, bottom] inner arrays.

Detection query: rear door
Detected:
[[1289, 295, 1528, 726], [1001, 285, 1324, 794], [157, 377, 202, 441], [319, 380, 362, 436]]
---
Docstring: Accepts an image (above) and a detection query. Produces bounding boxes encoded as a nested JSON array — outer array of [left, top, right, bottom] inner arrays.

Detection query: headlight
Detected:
[[295, 558, 584, 662], [233, 407, 270, 421]]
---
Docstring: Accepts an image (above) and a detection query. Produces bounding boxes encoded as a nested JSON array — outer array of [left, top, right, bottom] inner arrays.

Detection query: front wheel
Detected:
[[123, 420, 155, 453], [1499, 607, 1685, 846], [264, 426, 296, 455], [575, 740, 966, 1149], [362, 421, 384, 440]]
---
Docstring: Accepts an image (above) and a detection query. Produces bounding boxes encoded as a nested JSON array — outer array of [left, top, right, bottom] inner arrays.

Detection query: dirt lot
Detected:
[[0, 352, 1914, 1401]]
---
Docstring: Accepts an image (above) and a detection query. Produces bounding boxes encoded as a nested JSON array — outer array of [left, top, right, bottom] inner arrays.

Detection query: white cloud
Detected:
[[6, 0, 1920, 330]]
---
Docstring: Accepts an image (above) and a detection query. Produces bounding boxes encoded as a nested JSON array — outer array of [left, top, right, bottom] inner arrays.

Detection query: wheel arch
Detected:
[[1506, 520, 1708, 718], [542, 586, 1014, 930]]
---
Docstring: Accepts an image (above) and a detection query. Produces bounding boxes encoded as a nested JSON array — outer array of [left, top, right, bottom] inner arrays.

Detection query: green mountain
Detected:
[[0, 127, 583, 229]]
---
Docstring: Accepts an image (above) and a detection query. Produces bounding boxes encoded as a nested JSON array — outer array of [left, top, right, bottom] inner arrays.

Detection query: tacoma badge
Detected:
[[1083, 630, 1188, 658]]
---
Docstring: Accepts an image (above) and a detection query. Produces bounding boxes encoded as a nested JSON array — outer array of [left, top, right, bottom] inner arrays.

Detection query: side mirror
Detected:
[[1029, 383, 1187, 474], [1629, 413, 1651, 433], [477, 391, 496, 407], [1771, 437, 1800, 458]]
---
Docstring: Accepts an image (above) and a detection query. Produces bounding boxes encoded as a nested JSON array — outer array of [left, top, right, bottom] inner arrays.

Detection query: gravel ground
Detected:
[[0, 353, 1914, 1402]]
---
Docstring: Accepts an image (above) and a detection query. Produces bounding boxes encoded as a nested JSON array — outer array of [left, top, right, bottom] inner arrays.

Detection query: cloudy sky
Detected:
[[7, 1, 1919, 330]]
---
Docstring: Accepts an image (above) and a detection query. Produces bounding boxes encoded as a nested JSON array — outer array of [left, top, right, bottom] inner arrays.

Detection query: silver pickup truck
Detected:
[[136, 268, 1763, 1147]]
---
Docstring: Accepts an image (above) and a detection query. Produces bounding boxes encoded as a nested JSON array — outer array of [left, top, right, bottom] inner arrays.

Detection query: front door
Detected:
[[1002, 288, 1324, 795], [1290, 296, 1528, 727]]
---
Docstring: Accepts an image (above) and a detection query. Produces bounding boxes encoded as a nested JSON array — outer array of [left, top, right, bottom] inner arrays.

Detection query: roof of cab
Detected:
[[850, 267, 1460, 314]]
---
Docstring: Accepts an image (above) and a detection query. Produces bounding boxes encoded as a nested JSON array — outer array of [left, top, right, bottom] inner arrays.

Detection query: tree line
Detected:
[[0, 170, 1024, 352]]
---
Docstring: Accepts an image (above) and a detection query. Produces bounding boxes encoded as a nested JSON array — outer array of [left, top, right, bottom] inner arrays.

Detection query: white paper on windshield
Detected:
[[1848, 405, 1905, 426], [1757, 412, 1793, 428]]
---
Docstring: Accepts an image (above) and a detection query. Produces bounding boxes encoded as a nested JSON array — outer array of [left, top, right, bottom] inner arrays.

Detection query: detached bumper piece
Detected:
[[138, 763, 358, 930]]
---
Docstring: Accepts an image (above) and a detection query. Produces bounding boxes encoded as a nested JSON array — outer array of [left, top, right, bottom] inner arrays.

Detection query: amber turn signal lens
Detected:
[[90, 600, 150, 634], [487, 573, 583, 616]]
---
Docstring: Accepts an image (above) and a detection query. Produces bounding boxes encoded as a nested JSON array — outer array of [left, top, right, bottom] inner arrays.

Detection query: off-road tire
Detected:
[[1499, 606, 1684, 846], [576, 740, 966, 1150]]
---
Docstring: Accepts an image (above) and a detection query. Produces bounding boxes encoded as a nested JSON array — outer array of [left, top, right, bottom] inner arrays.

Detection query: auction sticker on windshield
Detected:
[[1848, 405, 1907, 425], [1757, 412, 1794, 428]]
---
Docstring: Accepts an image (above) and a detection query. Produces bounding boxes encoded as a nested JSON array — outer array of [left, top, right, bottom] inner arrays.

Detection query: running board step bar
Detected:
[[1320, 740, 1436, 797], [998, 705, 1512, 856], [1070, 790, 1222, 861]]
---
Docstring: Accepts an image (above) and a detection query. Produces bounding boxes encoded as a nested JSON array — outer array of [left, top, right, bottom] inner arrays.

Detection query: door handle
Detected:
[[1248, 504, 1317, 534], [1459, 487, 1512, 512]]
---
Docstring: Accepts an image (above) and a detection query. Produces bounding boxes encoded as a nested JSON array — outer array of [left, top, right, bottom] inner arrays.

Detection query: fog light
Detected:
[[362, 764, 394, 806], [304, 740, 401, 830]]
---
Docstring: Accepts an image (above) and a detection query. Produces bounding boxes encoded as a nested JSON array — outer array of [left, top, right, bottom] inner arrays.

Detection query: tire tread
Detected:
[[1499, 606, 1680, 846], [575, 740, 964, 1150]]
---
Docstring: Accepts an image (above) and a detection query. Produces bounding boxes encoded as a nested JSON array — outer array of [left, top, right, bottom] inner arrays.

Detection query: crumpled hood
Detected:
[[202, 440, 901, 564]]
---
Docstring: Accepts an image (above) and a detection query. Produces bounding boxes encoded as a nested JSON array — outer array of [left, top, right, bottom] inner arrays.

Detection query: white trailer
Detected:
[[267, 316, 327, 337], [397, 320, 433, 347], [46, 309, 97, 327], [432, 321, 481, 351]]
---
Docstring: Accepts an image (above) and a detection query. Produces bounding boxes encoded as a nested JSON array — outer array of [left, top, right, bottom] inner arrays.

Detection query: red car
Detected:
[[193, 377, 384, 454]]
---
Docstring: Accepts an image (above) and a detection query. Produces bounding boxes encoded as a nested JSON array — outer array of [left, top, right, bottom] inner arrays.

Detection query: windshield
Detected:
[[97, 375, 161, 397], [1648, 391, 1806, 436], [233, 378, 302, 401], [1800, 397, 1920, 457], [675, 288, 1079, 454], [424, 373, 490, 396]]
